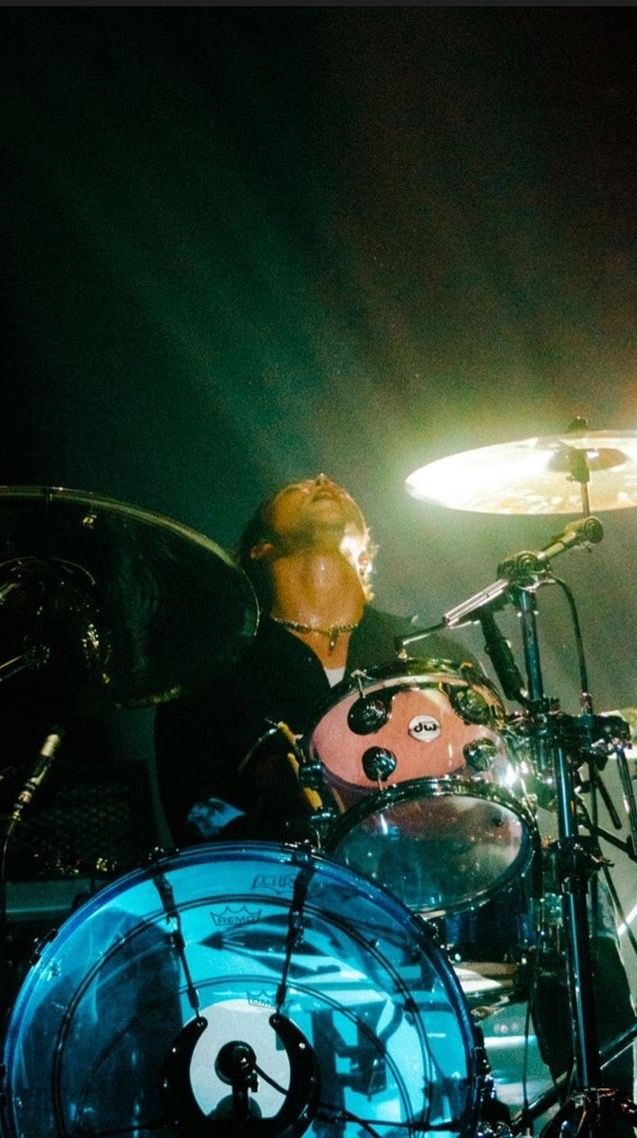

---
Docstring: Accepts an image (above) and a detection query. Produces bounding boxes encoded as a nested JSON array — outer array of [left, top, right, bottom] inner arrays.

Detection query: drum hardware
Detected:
[[0, 644, 55, 975], [214, 1039, 261, 1114], [347, 693, 392, 734], [0, 728, 66, 1013], [348, 669, 394, 734], [1, 729, 65, 845], [163, 1012, 320, 1134], [509, 1017, 637, 1137], [0, 641, 50, 686], [361, 744, 397, 782], [396, 499, 637, 1136], [473, 1023, 516, 1137], [273, 721, 339, 839], [505, 708, 636, 823], [463, 738, 500, 772], [0, 488, 259, 994], [448, 678, 504, 727]]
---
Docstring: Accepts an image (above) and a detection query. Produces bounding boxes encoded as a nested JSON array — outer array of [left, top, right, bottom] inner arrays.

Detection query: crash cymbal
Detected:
[[406, 431, 637, 514], [0, 487, 258, 713]]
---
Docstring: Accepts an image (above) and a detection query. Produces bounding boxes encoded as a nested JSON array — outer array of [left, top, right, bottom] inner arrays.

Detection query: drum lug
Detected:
[[361, 745, 397, 782], [463, 738, 499, 772], [347, 691, 393, 734], [307, 809, 339, 848], [449, 683, 497, 727]]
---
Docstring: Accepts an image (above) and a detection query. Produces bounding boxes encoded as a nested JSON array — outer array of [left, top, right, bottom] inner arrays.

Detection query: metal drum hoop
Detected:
[[324, 776, 539, 918]]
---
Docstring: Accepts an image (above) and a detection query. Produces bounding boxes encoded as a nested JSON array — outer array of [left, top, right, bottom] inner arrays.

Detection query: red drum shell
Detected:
[[306, 660, 509, 808], [304, 661, 537, 918]]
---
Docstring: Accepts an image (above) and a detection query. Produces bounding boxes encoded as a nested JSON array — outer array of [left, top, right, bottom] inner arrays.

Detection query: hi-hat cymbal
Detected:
[[406, 431, 637, 514], [0, 486, 259, 713]]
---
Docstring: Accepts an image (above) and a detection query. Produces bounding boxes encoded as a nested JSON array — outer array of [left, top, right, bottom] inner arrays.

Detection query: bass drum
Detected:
[[1, 841, 479, 1138], [305, 659, 538, 917]]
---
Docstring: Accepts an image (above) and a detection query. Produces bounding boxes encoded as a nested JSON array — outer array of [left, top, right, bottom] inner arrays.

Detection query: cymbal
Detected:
[[0, 487, 259, 713], [405, 431, 637, 514]]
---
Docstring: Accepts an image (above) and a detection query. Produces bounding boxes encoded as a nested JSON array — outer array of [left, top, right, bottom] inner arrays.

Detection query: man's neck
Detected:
[[268, 548, 366, 629]]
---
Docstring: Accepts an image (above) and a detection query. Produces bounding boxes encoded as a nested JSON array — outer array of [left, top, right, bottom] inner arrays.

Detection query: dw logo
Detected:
[[407, 714, 441, 742]]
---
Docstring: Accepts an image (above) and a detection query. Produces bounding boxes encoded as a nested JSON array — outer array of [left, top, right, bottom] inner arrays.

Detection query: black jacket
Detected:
[[155, 607, 474, 845]]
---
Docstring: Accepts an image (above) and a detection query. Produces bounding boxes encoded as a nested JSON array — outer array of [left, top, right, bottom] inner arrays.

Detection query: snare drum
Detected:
[[304, 659, 538, 917], [1, 841, 479, 1138]]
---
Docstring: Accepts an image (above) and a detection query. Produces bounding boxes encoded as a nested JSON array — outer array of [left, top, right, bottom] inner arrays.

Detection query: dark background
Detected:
[[1, 5, 637, 781], [1, 8, 636, 1106]]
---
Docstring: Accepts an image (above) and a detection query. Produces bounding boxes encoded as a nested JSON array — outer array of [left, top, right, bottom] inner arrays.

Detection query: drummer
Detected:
[[155, 472, 472, 845], [155, 471, 635, 1115]]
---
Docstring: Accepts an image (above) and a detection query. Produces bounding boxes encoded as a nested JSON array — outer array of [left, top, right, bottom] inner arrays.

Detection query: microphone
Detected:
[[5, 728, 65, 839], [498, 515, 604, 580], [401, 517, 605, 652], [478, 610, 526, 703]]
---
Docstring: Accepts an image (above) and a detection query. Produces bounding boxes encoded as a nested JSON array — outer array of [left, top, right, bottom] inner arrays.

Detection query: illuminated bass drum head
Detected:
[[1, 842, 479, 1138]]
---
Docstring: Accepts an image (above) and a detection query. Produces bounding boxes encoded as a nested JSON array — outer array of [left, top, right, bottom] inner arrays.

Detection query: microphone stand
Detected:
[[518, 604, 637, 1136], [499, 557, 637, 1134], [0, 728, 65, 1010], [397, 517, 637, 1136], [515, 586, 601, 1087]]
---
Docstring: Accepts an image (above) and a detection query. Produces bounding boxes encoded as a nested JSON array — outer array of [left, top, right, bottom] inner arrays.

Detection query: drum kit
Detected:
[[0, 427, 636, 1137]]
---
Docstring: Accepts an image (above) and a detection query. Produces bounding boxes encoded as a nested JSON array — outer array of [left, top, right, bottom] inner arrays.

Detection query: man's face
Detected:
[[264, 475, 368, 547]]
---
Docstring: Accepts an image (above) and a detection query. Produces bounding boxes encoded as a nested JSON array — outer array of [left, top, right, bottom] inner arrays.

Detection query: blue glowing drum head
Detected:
[[1, 841, 478, 1137]]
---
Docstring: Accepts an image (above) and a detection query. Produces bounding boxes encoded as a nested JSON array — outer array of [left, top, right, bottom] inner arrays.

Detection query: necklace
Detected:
[[270, 614, 360, 653]]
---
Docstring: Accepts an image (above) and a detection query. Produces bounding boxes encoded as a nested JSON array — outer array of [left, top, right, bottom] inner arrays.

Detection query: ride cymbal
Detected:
[[0, 486, 258, 713], [406, 431, 637, 514]]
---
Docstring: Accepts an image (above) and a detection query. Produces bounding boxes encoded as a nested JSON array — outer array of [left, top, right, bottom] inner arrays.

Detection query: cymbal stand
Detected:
[[493, 572, 636, 1135], [614, 744, 637, 862], [515, 587, 601, 1084], [397, 516, 637, 1135], [0, 633, 61, 1004]]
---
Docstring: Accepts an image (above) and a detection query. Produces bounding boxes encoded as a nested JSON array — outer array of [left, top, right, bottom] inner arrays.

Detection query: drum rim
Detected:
[[324, 776, 540, 916], [2, 837, 476, 1017], [302, 656, 506, 745], [325, 774, 538, 828]]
